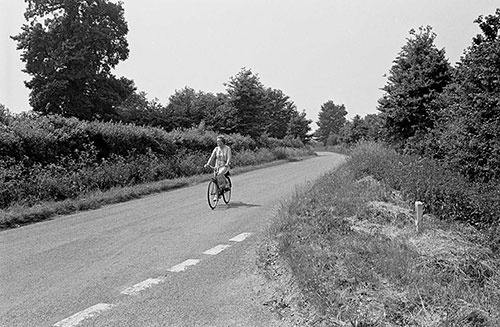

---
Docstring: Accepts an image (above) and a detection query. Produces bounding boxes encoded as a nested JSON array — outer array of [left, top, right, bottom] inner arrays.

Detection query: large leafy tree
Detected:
[[434, 9, 500, 181], [201, 93, 239, 134], [315, 100, 347, 145], [225, 68, 267, 139], [11, 0, 134, 121], [166, 87, 206, 129], [378, 26, 452, 147]]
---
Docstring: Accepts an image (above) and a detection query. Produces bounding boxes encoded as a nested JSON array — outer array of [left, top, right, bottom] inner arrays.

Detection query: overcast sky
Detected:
[[1, 1, 499, 128]]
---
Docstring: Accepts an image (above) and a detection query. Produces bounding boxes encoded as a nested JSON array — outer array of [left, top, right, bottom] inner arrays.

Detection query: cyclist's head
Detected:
[[217, 135, 225, 144]]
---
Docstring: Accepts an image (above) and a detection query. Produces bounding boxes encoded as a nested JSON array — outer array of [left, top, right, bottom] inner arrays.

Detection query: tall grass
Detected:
[[260, 141, 500, 326]]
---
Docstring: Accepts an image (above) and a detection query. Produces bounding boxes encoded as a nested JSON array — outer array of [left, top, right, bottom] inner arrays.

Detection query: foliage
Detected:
[[348, 142, 500, 244], [340, 113, 385, 145], [225, 68, 268, 139], [0, 103, 13, 124], [378, 26, 452, 149], [261, 141, 500, 326], [166, 87, 209, 130], [429, 9, 500, 182], [0, 113, 313, 211], [287, 110, 312, 143], [11, 0, 134, 120], [263, 88, 296, 139], [315, 100, 347, 145], [340, 114, 368, 144], [116, 91, 172, 129]]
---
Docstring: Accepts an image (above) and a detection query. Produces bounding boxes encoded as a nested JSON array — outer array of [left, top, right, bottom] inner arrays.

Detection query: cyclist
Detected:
[[204, 135, 232, 192]]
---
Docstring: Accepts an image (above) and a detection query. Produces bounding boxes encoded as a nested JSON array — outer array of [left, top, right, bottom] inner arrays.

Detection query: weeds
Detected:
[[261, 141, 500, 326]]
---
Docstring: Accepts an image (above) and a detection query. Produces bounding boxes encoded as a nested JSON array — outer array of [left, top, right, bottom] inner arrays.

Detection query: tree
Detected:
[[225, 68, 267, 139], [287, 110, 312, 143], [11, 0, 134, 121], [433, 9, 500, 181], [263, 88, 296, 139], [117, 91, 174, 129], [377, 26, 452, 148], [201, 93, 239, 134], [363, 113, 384, 141], [315, 100, 347, 145], [166, 87, 206, 129], [0, 103, 13, 125], [341, 114, 369, 144]]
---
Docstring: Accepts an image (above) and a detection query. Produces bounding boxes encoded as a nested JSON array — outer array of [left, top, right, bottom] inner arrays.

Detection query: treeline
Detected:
[[315, 9, 500, 184], [115, 68, 312, 142], [10, 0, 312, 143]]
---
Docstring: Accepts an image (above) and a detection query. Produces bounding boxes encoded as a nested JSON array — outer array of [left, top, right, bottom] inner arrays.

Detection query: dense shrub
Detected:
[[348, 142, 500, 243], [2, 115, 91, 164], [0, 114, 312, 209], [257, 134, 304, 149], [0, 114, 257, 164]]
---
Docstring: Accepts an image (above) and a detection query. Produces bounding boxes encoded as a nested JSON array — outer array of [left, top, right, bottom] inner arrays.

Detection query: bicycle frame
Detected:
[[206, 165, 231, 209]]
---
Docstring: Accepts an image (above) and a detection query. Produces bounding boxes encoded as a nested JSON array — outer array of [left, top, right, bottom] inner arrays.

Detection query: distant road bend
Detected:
[[0, 152, 345, 327]]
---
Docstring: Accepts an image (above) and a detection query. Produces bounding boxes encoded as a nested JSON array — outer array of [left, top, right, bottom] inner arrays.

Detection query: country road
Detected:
[[0, 152, 345, 327]]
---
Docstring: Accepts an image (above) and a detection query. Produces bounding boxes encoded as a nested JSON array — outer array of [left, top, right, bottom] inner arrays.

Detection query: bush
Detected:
[[0, 114, 313, 210], [347, 141, 500, 248]]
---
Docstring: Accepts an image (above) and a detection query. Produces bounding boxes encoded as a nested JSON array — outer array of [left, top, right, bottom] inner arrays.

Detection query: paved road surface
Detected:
[[0, 152, 345, 327]]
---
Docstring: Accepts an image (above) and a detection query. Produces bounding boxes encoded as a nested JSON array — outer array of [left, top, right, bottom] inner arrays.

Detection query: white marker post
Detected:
[[415, 201, 424, 234]]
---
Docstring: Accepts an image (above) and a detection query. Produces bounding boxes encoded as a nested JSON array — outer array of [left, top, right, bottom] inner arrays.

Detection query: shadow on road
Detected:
[[224, 201, 261, 209]]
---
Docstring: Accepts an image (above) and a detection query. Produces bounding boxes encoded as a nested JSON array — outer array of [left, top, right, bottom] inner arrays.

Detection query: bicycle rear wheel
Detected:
[[207, 180, 219, 209], [222, 176, 232, 204]]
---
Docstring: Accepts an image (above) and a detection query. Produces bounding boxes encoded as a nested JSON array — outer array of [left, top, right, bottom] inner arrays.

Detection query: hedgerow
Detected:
[[347, 141, 500, 249], [0, 114, 312, 210]]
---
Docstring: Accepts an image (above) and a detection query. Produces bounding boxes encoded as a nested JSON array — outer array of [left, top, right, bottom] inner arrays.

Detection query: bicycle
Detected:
[[206, 165, 232, 209]]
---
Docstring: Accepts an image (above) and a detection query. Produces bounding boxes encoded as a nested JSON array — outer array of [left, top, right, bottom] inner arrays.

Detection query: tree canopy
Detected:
[[315, 100, 347, 145], [378, 26, 452, 148], [12, 0, 134, 121], [432, 9, 500, 181], [225, 68, 268, 139]]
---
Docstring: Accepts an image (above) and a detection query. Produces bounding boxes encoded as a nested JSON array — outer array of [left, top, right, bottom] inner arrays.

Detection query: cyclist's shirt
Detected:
[[215, 146, 230, 168]]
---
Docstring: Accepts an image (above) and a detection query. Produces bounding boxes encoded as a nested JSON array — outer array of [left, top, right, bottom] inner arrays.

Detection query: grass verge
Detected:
[[259, 145, 500, 326]]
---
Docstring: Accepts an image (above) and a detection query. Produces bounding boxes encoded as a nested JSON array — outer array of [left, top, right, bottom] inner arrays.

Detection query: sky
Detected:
[[1, 1, 499, 129]]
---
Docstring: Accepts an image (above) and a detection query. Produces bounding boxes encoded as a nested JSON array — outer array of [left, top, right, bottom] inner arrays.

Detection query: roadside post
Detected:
[[415, 201, 424, 234]]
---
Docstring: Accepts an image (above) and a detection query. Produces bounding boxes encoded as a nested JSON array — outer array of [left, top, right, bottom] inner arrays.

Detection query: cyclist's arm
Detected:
[[225, 147, 232, 167], [206, 148, 216, 166]]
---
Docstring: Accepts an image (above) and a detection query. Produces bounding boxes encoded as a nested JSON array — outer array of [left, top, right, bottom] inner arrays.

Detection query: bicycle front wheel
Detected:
[[223, 176, 232, 204], [207, 180, 219, 209]]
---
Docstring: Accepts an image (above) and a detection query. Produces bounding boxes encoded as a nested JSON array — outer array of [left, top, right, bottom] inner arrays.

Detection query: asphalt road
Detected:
[[0, 152, 345, 327]]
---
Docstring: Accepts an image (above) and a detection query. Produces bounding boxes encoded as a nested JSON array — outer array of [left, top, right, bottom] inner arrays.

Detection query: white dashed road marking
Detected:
[[229, 232, 253, 242], [167, 259, 200, 272], [120, 277, 166, 295], [53, 303, 115, 327], [52, 232, 253, 326], [203, 244, 231, 255]]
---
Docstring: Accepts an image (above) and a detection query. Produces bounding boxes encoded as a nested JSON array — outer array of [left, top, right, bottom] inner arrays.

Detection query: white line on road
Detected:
[[229, 232, 253, 242], [167, 259, 200, 272], [53, 303, 115, 327], [120, 277, 166, 295], [203, 244, 232, 255]]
